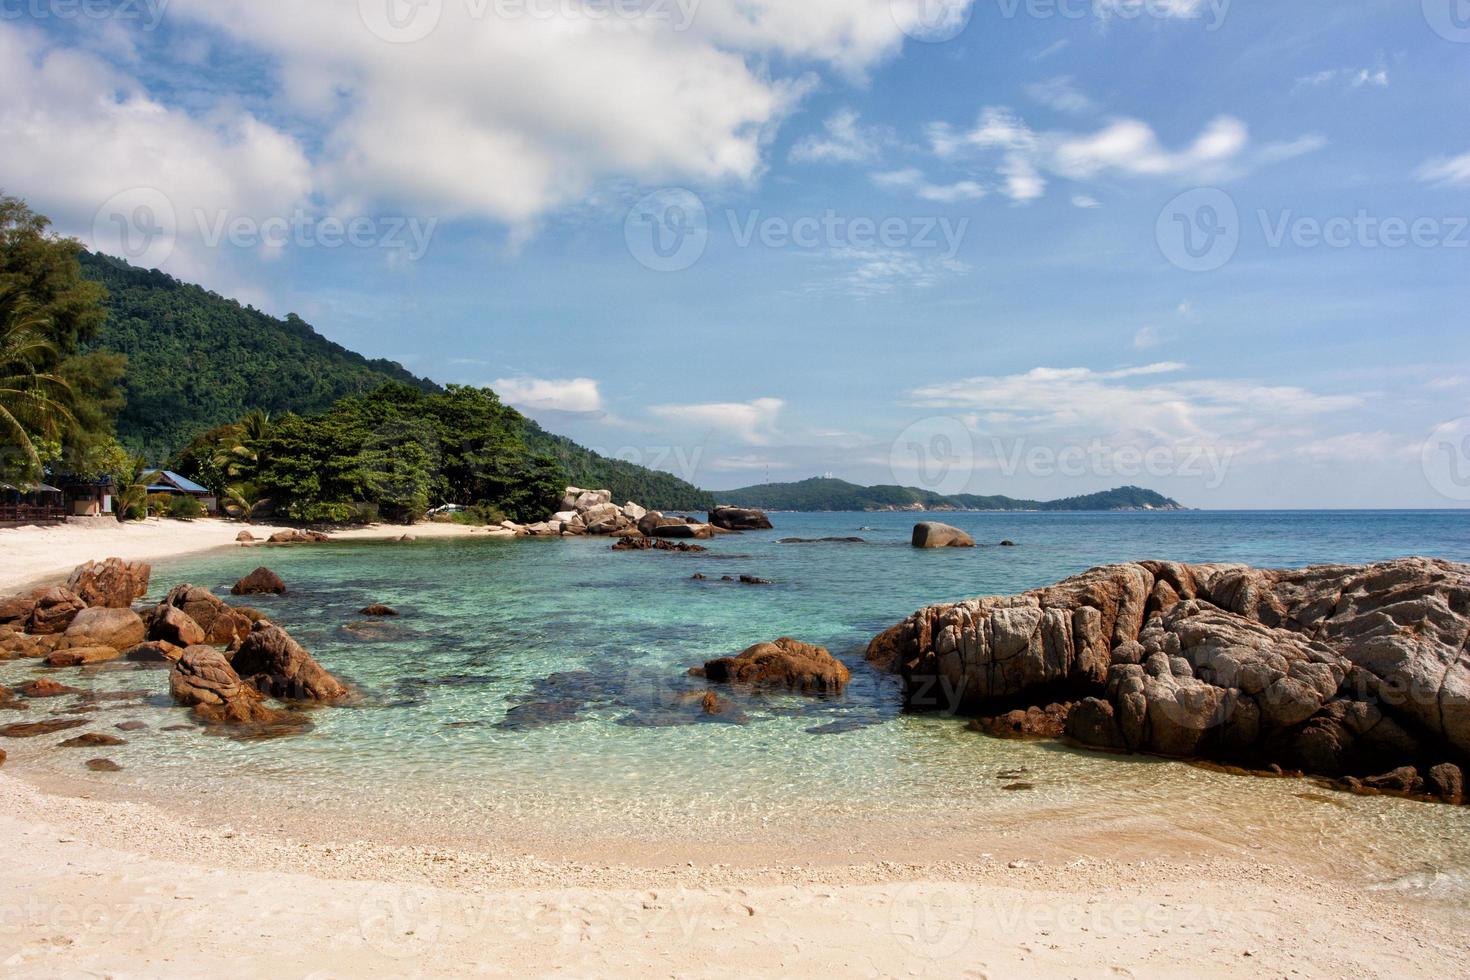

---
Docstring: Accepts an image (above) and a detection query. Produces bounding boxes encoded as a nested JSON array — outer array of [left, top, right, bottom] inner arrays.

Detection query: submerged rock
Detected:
[[44, 645, 124, 667], [970, 703, 1075, 740], [85, 758, 123, 772], [61, 732, 127, 748], [911, 522, 976, 549], [869, 558, 1470, 796], [611, 536, 707, 553], [360, 604, 399, 617], [1, 718, 88, 738], [703, 638, 851, 695], [17, 678, 80, 698]]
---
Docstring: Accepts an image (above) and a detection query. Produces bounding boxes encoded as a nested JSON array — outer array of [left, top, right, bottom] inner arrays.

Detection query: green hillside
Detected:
[[79, 251, 440, 460], [718, 478, 1183, 512]]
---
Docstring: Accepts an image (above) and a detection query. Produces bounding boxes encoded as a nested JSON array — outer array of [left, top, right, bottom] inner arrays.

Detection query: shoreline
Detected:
[[0, 517, 496, 594], [1, 771, 1466, 976]]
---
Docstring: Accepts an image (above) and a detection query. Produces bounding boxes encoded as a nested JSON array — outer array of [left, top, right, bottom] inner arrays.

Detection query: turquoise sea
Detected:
[[6, 510, 1470, 889]]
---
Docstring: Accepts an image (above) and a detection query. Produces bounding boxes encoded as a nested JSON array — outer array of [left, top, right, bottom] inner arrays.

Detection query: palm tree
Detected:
[[212, 409, 271, 480], [0, 293, 73, 479], [112, 454, 157, 522], [222, 481, 271, 522]]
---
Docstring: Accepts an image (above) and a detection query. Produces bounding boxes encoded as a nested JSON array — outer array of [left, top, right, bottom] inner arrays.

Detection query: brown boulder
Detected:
[[170, 646, 253, 706], [231, 625, 348, 701], [360, 604, 399, 617], [703, 638, 851, 695], [236, 530, 258, 542], [1428, 763, 1465, 805], [0, 588, 45, 627], [26, 587, 86, 635], [911, 522, 976, 549], [148, 605, 207, 647], [157, 585, 250, 646], [709, 507, 774, 531], [66, 558, 151, 608], [85, 758, 123, 772], [231, 567, 286, 596], [972, 703, 1074, 740], [65, 607, 146, 651]]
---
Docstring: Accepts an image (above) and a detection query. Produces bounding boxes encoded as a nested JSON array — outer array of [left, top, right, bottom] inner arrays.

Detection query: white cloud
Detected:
[[907, 363, 1361, 448], [791, 108, 890, 164], [649, 397, 785, 445], [1133, 326, 1161, 349], [1419, 152, 1470, 187], [872, 169, 986, 202], [6, 1, 968, 249], [1025, 76, 1094, 114], [1071, 194, 1101, 208], [0, 24, 312, 284], [1296, 67, 1390, 92], [928, 105, 1317, 203], [491, 377, 604, 414]]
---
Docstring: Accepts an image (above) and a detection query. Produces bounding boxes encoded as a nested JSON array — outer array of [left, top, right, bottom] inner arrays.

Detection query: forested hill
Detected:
[[79, 251, 440, 459], [79, 251, 713, 509], [717, 478, 1184, 512]]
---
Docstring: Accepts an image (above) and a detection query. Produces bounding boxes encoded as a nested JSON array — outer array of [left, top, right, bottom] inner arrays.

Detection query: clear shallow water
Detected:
[[5, 511, 1470, 882]]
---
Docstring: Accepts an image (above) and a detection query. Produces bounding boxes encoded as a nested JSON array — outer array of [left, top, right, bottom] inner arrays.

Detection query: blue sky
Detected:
[[2, 0, 1468, 507]]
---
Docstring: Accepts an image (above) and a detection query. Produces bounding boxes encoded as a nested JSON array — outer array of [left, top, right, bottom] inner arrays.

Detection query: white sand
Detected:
[[3, 520, 1469, 975], [1, 773, 1465, 978], [0, 517, 499, 593]]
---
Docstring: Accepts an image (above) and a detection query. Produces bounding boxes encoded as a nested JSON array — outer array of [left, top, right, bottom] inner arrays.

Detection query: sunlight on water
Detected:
[[4, 511, 1470, 885]]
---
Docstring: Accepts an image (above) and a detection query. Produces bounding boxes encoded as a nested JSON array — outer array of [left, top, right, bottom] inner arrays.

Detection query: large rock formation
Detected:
[[168, 646, 307, 730], [709, 506, 773, 531], [26, 587, 86, 635], [868, 558, 1470, 785], [911, 522, 976, 549], [66, 558, 151, 608], [701, 638, 852, 695], [231, 625, 349, 701]]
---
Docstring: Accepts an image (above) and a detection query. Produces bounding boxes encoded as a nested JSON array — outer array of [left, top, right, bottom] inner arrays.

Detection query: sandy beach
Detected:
[[0, 517, 494, 594], [2, 770, 1466, 978]]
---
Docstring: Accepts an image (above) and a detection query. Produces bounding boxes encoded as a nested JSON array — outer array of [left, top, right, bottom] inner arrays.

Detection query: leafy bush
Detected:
[[166, 494, 205, 520], [146, 492, 173, 517]]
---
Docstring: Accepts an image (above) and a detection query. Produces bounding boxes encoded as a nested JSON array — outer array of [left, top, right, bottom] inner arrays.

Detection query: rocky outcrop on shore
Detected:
[[500, 487, 765, 544], [868, 558, 1470, 801], [0, 557, 347, 743]]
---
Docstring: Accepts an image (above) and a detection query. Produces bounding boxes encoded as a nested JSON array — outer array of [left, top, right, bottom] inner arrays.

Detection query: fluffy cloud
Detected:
[[1024, 76, 1094, 114], [0, 24, 312, 283], [872, 169, 986, 202], [491, 376, 605, 414], [928, 106, 1317, 202], [1419, 152, 1470, 187], [648, 397, 785, 445]]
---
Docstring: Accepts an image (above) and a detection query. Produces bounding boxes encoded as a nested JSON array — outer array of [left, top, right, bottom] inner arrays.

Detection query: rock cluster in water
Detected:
[[0, 557, 350, 745], [868, 557, 1470, 804], [500, 487, 774, 547]]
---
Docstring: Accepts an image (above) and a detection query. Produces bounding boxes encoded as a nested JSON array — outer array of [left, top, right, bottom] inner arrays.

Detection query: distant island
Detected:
[[716, 478, 1185, 513]]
